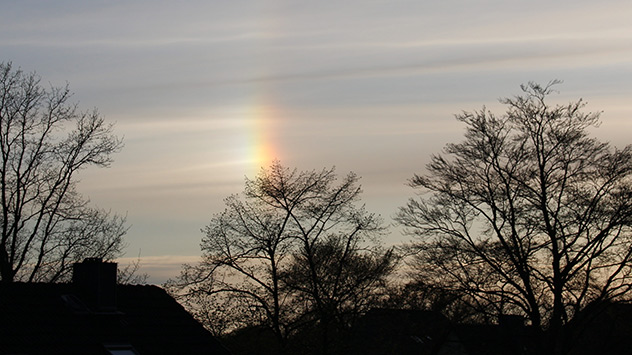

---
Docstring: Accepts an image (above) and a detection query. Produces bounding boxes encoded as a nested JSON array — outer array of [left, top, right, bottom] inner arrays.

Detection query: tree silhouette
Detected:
[[0, 62, 126, 282], [397, 81, 632, 353], [169, 162, 396, 353]]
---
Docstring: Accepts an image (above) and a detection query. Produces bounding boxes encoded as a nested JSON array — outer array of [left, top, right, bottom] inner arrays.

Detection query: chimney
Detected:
[[73, 258, 117, 312]]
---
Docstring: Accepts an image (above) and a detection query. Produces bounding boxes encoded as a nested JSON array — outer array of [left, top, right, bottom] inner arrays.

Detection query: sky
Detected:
[[1, 0, 631, 283]]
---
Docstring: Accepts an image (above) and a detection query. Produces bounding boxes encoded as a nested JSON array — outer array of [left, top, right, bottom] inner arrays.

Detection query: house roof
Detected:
[[452, 323, 542, 355], [349, 309, 546, 355], [349, 305, 632, 355], [349, 308, 456, 355], [565, 302, 632, 355], [0, 282, 230, 355]]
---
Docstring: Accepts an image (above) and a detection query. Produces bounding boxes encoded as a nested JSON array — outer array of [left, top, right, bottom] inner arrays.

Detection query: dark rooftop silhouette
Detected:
[[0, 259, 229, 355]]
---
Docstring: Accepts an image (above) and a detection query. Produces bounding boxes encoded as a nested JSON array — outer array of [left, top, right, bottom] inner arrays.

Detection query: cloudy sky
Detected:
[[2, 0, 631, 283]]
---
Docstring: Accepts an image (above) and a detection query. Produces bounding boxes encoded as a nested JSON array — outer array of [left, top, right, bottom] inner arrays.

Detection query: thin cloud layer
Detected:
[[2, 0, 631, 284]]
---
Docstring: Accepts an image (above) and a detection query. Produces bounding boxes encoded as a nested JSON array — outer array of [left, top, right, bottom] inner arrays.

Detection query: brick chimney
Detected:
[[72, 258, 117, 312]]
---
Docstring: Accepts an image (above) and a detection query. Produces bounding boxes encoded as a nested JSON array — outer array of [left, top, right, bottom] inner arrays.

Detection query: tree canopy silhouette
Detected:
[[0, 62, 126, 282], [169, 162, 396, 353], [396, 81, 632, 352]]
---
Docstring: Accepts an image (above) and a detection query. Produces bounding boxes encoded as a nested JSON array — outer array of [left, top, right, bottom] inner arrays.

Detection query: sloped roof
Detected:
[[0, 282, 230, 355]]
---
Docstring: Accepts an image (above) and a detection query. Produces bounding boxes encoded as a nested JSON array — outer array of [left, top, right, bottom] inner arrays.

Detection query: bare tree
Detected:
[[117, 254, 150, 285], [171, 188, 293, 348], [282, 232, 396, 353], [396, 81, 632, 353], [169, 162, 395, 353], [0, 62, 126, 282]]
